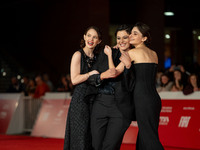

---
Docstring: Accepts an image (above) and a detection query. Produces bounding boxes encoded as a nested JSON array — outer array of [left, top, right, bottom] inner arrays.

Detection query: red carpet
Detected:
[[0, 134, 196, 150], [0, 134, 64, 150]]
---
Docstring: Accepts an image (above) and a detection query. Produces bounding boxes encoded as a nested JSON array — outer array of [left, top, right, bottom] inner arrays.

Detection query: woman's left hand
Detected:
[[120, 51, 132, 69]]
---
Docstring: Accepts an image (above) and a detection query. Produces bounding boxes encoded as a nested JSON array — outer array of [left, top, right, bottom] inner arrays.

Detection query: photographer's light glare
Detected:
[[165, 34, 170, 39], [164, 12, 174, 16]]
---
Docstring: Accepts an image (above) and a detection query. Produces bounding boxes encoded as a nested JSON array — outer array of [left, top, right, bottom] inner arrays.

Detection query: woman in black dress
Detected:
[[120, 22, 164, 150], [63, 26, 102, 150]]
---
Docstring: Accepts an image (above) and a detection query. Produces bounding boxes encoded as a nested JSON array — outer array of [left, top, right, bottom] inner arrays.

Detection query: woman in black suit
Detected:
[[86, 24, 135, 150]]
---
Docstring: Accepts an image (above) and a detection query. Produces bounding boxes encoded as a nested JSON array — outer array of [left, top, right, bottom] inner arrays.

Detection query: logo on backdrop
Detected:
[[159, 116, 169, 125], [161, 106, 172, 113], [178, 116, 191, 128]]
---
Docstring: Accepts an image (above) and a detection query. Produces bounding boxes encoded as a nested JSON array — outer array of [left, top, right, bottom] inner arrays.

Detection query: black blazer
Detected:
[[85, 48, 135, 121]]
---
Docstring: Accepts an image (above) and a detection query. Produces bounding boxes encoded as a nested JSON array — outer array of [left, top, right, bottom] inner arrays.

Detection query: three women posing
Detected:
[[64, 22, 164, 150]]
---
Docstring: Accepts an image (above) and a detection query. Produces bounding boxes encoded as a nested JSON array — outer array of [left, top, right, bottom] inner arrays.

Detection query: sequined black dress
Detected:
[[63, 49, 96, 150]]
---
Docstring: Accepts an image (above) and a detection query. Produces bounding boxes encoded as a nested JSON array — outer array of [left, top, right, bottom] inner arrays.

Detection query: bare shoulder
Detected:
[[152, 49, 158, 57], [128, 48, 137, 57], [72, 51, 81, 59], [71, 51, 82, 64], [128, 48, 137, 55], [128, 48, 134, 53], [150, 49, 158, 63]]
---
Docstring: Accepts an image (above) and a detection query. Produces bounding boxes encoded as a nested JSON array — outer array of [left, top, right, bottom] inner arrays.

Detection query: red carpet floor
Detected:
[[0, 134, 196, 150]]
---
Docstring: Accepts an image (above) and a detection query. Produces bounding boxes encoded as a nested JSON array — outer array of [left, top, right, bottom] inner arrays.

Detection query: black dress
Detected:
[[133, 63, 164, 150], [63, 49, 96, 150]]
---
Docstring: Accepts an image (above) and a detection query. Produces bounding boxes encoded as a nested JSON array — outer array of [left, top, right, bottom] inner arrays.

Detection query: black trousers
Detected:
[[91, 94, 131, 150]]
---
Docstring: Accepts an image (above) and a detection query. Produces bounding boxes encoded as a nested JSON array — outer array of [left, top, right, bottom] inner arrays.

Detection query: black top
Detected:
[[90, 48, 121, 95], [86, 48, 135, 120], [80, 49, 97, 74]]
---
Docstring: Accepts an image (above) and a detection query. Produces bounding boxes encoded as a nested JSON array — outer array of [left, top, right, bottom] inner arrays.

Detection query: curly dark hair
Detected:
[[114, 24, 132, 37]]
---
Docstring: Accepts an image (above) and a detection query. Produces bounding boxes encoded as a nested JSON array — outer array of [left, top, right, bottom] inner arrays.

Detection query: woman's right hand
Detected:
[[104, 45, 112, 56], [112, 44, 119, 49], [88, 70, 99, 76]]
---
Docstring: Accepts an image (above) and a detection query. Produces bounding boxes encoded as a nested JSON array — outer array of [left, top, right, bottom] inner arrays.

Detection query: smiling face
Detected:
[[83, 28, 101, 50], [129, 27, 147, 47], [116, 30, 130, 51]]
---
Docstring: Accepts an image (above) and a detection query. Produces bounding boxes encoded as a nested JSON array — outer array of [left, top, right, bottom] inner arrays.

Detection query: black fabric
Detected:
[[63, 49, 96, 150], [130, 63, 164, 150], [98, 81, 115, 95], [85, 48, 135, 150], [183, 84, 194, 95], [91, 94, 131, 150], [114, 78, 136, 121], [123, 62, 135, 92], [87, 74, 102, 87], [86, 48, 135, 120], [85, 48, 120, 99]]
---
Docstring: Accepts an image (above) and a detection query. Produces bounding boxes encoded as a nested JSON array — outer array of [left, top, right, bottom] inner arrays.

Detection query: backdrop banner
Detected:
[[31, 98, 70, 138], [31, 92, 200, 149], [0, 93, 21, 134]]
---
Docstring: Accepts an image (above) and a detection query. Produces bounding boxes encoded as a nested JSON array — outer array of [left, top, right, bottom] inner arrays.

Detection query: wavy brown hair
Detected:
[[80, 26, 103, 54]]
